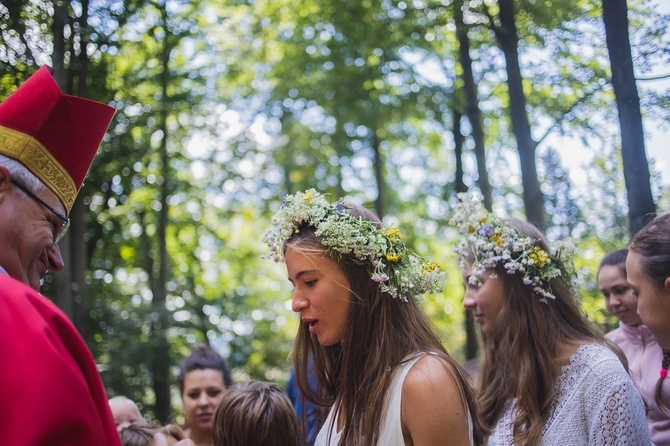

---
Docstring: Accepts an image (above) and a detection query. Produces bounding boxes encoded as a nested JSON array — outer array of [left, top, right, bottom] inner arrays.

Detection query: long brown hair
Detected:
[[477, 219, 616, 445], [288, 203, 483, 446], [629, 212, 670, 411]]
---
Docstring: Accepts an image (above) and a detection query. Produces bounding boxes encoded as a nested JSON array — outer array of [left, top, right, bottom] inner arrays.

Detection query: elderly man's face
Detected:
[[0, 169, 65, 289]]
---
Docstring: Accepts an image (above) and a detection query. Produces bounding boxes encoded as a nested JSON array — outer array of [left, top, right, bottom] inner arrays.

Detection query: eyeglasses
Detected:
[[11, 178, 71, 243]]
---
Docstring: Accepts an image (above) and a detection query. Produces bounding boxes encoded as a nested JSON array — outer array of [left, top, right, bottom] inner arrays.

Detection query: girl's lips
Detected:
[[197, 413, 212, 422], [307, 320, 319, 333]]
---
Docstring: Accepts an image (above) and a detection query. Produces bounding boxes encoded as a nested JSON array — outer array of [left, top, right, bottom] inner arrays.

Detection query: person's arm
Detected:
[[401, 355, 472, 446]]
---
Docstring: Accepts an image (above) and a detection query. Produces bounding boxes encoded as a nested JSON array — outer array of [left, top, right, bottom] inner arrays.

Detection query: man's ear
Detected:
[[664, 277, 670, 293], [0, 165, 11, 194]]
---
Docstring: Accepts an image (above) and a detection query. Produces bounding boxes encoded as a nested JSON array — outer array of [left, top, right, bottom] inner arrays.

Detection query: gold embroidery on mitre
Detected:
[[0, 125, 76, 213]]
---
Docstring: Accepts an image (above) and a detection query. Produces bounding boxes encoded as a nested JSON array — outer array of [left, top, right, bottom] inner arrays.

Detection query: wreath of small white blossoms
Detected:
[[450, 191, 576, 302], [263, 189, 446, 300]]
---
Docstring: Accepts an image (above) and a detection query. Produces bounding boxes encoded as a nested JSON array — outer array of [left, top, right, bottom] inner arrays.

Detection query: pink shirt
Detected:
[[607, 323, 670, 445]]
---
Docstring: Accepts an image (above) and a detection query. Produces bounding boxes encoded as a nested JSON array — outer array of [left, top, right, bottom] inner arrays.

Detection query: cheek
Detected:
[[623, 294, 639, 310], [183, 397, 197, 412], [636, 292, 649, 311]]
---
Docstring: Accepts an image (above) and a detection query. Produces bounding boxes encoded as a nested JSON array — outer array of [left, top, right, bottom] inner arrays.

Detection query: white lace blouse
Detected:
[[488, 343, 653, 446]]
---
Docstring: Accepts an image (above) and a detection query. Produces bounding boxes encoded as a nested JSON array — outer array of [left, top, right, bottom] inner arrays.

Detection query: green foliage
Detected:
[[3, 0, 668, 423]]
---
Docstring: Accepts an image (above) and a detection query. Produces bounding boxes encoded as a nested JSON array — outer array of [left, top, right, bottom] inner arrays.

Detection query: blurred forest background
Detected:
[[1, 0, 668, 424]]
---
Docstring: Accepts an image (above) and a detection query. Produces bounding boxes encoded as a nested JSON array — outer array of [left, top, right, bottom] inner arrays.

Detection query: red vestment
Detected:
[[0, 274, 121, 445]]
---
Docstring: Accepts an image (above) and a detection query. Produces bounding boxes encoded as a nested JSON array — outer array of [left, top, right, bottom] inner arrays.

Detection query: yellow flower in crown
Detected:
[[422, 261, 440, 274], [382, 226, 401, 241], [386, 253, 403, 262], [529, 246, 550, 268]]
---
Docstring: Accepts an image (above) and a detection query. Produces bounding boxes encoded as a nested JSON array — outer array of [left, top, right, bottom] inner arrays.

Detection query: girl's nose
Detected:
[[462, 290, 476, 310], [291, 289, 308, 313]]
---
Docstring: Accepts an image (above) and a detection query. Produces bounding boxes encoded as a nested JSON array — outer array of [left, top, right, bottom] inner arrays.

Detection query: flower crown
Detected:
[[449, 192, 575, 302], [262, 189, 446, 300]]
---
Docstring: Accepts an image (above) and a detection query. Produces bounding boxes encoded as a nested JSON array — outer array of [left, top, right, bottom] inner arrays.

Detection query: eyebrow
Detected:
[[289, 269, 318, 283]]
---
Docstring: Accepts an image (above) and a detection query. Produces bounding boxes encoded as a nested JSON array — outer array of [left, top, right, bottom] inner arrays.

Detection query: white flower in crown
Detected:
[[263, 189, 446, 300], [449, 191, 576, 301]]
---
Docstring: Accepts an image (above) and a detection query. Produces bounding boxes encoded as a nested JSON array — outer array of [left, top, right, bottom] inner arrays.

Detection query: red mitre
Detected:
[[0, 66, 115, 215]]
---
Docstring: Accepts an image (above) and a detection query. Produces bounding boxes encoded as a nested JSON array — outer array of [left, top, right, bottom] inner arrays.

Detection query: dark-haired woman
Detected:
[[178, 344, 232, 446]]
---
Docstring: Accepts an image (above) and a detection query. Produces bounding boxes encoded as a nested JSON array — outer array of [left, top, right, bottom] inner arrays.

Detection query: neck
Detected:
[[186, 428, 213, 446]]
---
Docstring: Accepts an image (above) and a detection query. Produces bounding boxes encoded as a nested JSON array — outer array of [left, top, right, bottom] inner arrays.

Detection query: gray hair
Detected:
[[0, 154, 46, 195]]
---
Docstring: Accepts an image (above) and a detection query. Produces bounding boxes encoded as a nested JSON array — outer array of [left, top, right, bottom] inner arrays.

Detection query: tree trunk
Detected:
[[50, 0, 74, 317], [51, 0, 67, 84], [454, 0, 492, 211], [453, 110, 466, 195], [452, 107, 478, 360], [494, 0, 546, 230], [152, 2, 172, 424], [372, 132, 387, 218], [601, 0, 655, 236], [69, 195, 88, 339], [68, 0, 92, 341]]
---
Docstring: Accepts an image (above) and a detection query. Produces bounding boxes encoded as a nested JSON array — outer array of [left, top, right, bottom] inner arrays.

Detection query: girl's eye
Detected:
[[305, 279, 317, 287]]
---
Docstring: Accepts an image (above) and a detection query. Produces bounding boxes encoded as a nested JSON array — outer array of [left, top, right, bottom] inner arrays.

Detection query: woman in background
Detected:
[[598, 249, 670, 443], [178, 344, 232, 446]]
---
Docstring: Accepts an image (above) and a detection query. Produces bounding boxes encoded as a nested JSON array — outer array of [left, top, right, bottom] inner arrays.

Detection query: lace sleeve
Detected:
[[587, 365, 653, 445]]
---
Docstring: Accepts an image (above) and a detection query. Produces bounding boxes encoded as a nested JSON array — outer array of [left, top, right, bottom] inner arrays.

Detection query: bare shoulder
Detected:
[[401, 354, 471, 446], [405, 354, 458, 384]]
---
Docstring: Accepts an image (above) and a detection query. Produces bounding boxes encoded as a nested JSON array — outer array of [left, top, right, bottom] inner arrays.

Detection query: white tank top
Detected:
[[314, 353, 474, 446]]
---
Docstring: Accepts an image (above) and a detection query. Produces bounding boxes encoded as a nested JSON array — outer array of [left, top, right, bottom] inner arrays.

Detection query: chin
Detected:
[[317, 336, 340, 347]]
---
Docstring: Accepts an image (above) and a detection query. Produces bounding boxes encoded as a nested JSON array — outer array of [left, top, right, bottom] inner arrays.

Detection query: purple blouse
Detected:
[[607, 323, 670, 445]]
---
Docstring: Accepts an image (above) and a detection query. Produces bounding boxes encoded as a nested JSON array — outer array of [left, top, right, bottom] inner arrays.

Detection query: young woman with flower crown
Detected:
[[263, 190, 483, 446], [451, 192, 651, 446]]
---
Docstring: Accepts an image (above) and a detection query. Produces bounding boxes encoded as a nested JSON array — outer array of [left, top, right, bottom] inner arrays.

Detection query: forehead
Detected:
[[183, 368, 225, 388], [597, 264, 626, 282], [285, 247, 337, 273], [625, 251, 644, 281], [110, 401, 138, 416]]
